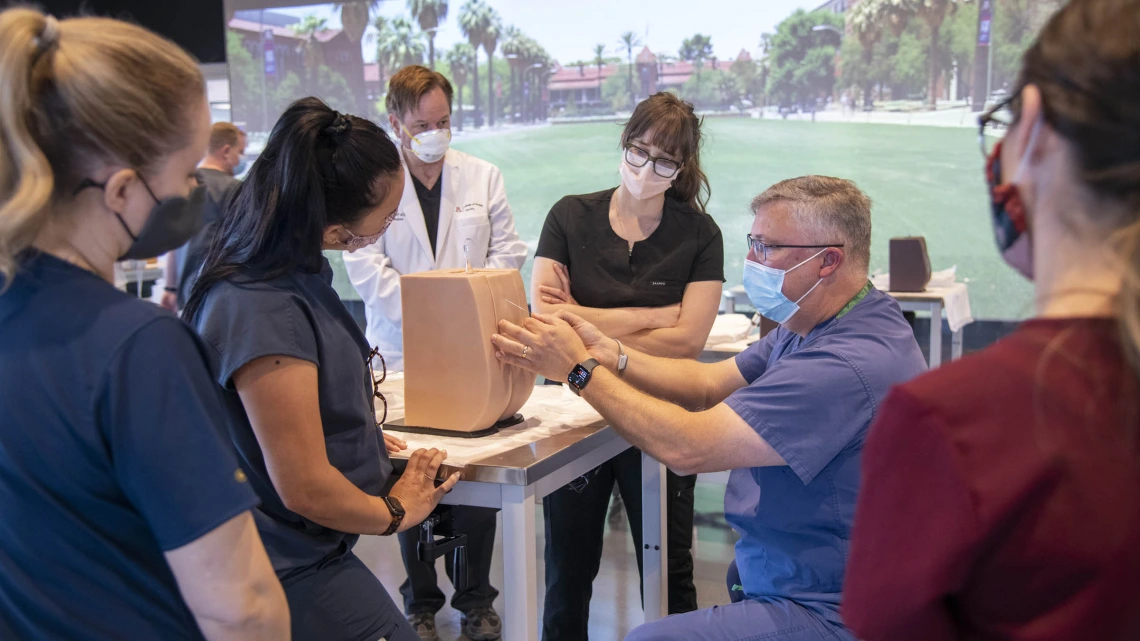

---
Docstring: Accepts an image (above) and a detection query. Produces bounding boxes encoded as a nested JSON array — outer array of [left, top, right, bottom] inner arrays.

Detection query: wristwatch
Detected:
[[614, 339, 628, 378], [567, 358, 600, 396], [380, 495, 405, 536]]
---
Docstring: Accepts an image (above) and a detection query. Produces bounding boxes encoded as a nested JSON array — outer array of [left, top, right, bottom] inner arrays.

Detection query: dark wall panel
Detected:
[[35, 1, 226, 63]]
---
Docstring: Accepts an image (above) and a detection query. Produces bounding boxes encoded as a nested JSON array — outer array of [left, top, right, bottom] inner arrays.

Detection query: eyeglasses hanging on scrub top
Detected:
[[367, 347, 387, 426]]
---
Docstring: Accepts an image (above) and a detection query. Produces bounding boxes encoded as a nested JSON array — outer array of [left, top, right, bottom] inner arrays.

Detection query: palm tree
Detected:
[[332, 2, 379, 114], [383, 17, 427, 69], [858, 0, 966, 109], [408, 0, 449, 70], [480, 6, 502, 126], [444, 42, 476, 130], [679, 33, 714, 89], [618, 31, 642, 103], [592, 43, 607, 102], [458, 0, 488, 126], [291, 15, 328, 86], [500, 26, 525, 121], [371, 15, 396, 90]]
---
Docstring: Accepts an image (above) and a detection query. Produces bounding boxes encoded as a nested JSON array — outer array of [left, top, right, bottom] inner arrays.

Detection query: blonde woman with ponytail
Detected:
[[0, 8, 287, 640], [844, 0, 1140, 639]]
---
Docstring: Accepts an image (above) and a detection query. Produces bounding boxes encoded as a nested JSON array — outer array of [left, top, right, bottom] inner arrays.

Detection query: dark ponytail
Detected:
[[183, 97, 402, 323]]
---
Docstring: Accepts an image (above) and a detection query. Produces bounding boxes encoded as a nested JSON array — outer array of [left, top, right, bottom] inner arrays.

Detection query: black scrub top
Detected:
[[193, 256, 393, 575], [0, 252, 258, 640], [412, 174, 443, 255], [535, 188, 725, 308]]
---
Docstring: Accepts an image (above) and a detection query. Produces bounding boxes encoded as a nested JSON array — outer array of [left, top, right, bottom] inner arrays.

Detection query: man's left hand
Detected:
[[492, 314, 591, 383]]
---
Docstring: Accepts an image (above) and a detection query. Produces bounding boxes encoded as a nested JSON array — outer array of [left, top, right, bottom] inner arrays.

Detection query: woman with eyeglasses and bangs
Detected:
[[530, 92, 725, 638], [844, 0, 1140, 639], [183, 98, 460, 641]]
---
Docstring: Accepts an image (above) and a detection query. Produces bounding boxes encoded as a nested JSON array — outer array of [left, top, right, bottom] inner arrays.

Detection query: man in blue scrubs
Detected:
[[493, 176, 927, 640]]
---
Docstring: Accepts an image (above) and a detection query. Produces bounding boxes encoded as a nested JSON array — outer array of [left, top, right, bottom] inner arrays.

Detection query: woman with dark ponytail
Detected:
[[186, 98, 459, 641], [845, 0, 1140, 639]]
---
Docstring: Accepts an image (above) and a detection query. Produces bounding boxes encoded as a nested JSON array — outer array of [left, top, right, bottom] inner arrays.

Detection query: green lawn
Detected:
[[332, 117, 1033, 320]]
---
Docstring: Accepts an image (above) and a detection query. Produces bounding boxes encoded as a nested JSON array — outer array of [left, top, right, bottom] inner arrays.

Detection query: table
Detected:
[[380, 382, 668, 640], [886, 284, 971, 368]]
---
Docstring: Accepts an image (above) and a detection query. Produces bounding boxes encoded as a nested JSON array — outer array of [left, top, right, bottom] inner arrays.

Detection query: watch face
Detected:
[[568, 364, 590, 388]]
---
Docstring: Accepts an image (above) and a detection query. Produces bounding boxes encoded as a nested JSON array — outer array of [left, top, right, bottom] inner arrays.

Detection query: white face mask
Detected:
[[619, 160, 673, 201], [400, 122, 451, 164]]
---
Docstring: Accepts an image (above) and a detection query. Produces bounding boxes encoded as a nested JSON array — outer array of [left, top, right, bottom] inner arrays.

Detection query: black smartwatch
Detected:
[[567, 358, 600, 396], [380, 495, 405, 536]]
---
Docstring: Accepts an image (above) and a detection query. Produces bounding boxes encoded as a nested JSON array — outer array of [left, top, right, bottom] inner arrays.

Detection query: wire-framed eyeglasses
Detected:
[[624, 144, 682, 179], [367, 347, 387, 426], [978, 94, 1017, 158], [746, 234, 844, 262]]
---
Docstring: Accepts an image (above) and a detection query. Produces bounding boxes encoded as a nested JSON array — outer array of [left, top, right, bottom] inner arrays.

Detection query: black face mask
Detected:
[[75, 174, 206, 261]]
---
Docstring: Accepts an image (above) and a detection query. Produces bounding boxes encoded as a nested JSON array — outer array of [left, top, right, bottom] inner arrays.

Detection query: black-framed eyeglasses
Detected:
[[367, 347, 387, 426], [978, 94, 1017, 159], [746, 234, 844, 263], [624, 144, 682, 179]]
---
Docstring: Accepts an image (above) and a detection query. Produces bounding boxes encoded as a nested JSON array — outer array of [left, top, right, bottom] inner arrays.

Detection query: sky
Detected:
[[273, 0, 823, 66]]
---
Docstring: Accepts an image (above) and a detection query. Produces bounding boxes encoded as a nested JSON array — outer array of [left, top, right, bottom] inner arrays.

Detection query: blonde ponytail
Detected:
[[0, 9, 57, 288], [0, 7, 204, 291]]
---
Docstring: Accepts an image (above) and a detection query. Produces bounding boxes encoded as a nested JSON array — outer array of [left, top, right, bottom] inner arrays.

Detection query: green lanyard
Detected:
[[835, 280, 874, 320]]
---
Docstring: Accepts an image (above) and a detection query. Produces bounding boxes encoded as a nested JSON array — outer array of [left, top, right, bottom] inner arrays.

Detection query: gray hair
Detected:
[[750, 176, 872, 272]]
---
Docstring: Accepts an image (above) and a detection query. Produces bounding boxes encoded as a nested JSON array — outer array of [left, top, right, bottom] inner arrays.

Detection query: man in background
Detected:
[[161, 122, 246, 312], [346, 64, 527, 641]]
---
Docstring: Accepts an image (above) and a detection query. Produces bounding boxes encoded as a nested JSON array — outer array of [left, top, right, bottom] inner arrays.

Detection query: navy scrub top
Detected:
[[0, 252, 259, 640], [722, 286, 927, 623], [193, 256, 393, 575]]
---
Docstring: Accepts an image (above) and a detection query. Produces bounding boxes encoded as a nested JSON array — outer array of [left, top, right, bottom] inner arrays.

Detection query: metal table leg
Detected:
[[951, 327, 964, 361], [928, 301, 943, 368], [502, 484, 538, 640], [641, 452, 668, 624]]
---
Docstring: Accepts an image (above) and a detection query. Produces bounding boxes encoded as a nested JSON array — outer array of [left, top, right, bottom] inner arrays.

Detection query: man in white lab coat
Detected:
[[345, 66, 528, 373], [345, 65, 526, 641]]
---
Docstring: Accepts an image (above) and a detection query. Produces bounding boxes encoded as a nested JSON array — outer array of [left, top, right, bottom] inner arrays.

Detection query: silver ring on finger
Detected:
[[424, 473, 435, 482], [522, 345, 530, 359]]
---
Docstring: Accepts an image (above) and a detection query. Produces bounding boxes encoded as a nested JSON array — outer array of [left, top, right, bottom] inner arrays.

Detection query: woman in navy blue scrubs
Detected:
[[0, 8, 288, 640], [184, 97, 460, 641]]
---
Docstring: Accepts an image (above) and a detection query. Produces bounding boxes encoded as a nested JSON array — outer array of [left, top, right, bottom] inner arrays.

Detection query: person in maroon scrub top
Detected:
[[843, 1, 1140, 640]]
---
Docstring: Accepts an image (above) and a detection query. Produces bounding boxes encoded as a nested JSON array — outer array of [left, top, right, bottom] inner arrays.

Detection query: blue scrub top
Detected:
[[722, 286, 926, 623], [193, 257, 393, 575], [0, 252, 258, 640]]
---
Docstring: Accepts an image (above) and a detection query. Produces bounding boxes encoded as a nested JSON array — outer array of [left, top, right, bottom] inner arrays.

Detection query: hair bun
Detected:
[[324, 112, 352, 140]]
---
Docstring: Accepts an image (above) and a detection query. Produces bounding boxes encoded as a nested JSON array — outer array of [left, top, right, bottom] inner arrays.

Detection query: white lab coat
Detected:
[[344, 148, 529, 371]]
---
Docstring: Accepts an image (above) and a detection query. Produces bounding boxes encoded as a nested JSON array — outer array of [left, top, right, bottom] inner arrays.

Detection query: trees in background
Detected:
[[378, 16, 426, 70], [443, 42, 476, 130], [679, 34, 714, 88], [618, 31, 642, 103], [332, 1, 378, 115], [458, 0, 489, 126], [766, 9, 843, 109], [408, 0, 449, 69]]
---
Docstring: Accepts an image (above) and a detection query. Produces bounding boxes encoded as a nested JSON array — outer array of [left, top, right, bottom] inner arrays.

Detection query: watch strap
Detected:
[[381, 496, 404, 536], [615, 339, 628, 377], [568, 358, 600, 396]]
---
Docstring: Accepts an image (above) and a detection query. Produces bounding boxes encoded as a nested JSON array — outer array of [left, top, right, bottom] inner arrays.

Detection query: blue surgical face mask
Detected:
[[742, 248, 826, 324]]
